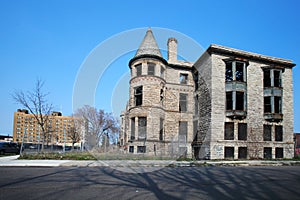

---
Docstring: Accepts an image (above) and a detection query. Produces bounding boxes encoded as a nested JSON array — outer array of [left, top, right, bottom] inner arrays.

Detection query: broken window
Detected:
[[226, 92, 233, 110], [159, 118, 164, 141], [179, 121, 187, 144], [138, 117, 147, 140], [236, 92, 244, 110], [179, 93, 188, 112], [238, 123, 247, 140], [275, 125, 283, 141], [225, 62, 233, 81], [235, 62, 245, 82], [264, 97, 271, 113], [129, 146, 134, 153], [224, 147, 234, 159], [225, 61, 246, 82], [137, 146, 146, 153], [264, 147, 272, 159], [134, 86, 143, 106], [180, 73, 188, 84], [274, 70, 281, 87], [224, 122, 234, 140], [148, 62, 155, 75], [275, 147, 283, 158], [238, 147, 247, 159], [136, 64, 142, 76], [130, 118, 135, 140], [274, 96, 282, 114], [263, 125, 272, 141]]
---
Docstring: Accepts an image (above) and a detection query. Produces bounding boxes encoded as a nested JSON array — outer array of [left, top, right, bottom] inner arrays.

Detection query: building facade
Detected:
[[13, 109, 77, 146], [120, 29, 296, 159]]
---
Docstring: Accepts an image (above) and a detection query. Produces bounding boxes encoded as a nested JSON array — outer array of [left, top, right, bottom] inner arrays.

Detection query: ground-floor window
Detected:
[[129, 146, 134, 153], [264, 147, 272, 159], [275, 147, 283, 158], [224, 147, 234, 159], [137, 146, 146, 153], [238, 147, 247, 159], [179, 147, 187, 157]]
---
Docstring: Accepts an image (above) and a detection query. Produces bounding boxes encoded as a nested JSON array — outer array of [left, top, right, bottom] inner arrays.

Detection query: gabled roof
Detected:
[[134, 28, 163, 58]]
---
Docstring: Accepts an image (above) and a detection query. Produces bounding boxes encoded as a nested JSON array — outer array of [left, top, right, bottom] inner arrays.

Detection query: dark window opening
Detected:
[[264, 70, 271, 87], [275, 125, 283, 141], [236, 92, 244, 110], [274, 70, 281, 87], [225, 122, 234, 140], [129, 146, 134, 153], [263, 125, 272, 141], [136, 64, 142, 76], [179, 93, 188, 112], [137, 146, 146, 153], [138, 117, 147, 140], [274, 96, 282, 114], [159, 118, 164, 141], [179, 121, 187, 144], [264, 147, 272, 159], [225, 62, 233, 81], [148, 62, 155, 75], [130, 118, 135, 140], [160, 66, 165, 78], [235, 62, 244, 82], [264, 97, 271, 113], [238, 123, 247, 140], [180, 73, 188, 84], [225, 147, 234, 159], [134, 86, 143, 106], [275, 147, 283, 158], [160, 89, 164, 102], [238, 147, 247, 159], [226, 92, 233, 110]]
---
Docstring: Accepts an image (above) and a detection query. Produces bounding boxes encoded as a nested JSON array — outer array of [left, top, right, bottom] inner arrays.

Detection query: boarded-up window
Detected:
[[264, 147, 272, 159], [238, 123, 247, 140], [275, 147, 283, 158], [130, 118, 135, 140], [238, 147, 247, 159], [224, 122, 234, 140], [179, 93, 188, 112], [138, 117, 147, 140], [136, 64, 142, 76], [275, 125, 283, 141], [134, 86, 143, 106], [225, 147, 234, 159], [179, 121, 187, 144], [148, 62, 155, 75], [236, 92, 244, 110], [263, 125, 272, 141]]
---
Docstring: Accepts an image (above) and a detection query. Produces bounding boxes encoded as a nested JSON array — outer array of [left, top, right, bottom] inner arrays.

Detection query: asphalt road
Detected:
[[0, 166, 299, 200]]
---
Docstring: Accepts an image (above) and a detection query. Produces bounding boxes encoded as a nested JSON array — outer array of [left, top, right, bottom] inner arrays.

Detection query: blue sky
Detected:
[[0, 0, 299, 135]]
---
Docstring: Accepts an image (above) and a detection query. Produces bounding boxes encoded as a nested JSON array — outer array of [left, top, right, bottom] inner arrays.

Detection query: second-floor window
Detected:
[[226, 91, 245, 111], [179, 93, 188, 112], [134, 86, 143, 106]]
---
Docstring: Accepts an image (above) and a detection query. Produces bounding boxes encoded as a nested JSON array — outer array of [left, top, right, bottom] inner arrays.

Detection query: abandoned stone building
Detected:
[[119, 29, 296, 159]]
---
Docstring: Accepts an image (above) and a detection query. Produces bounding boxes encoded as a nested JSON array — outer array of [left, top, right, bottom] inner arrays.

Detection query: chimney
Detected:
[[167, 38, 177, 62]]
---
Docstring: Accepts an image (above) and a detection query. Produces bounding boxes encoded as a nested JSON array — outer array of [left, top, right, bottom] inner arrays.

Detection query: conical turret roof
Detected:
[[134, 28, 163, 58]]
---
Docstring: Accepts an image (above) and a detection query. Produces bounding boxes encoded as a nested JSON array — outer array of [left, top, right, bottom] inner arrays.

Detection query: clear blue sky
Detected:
[[0, 0, 299, 136]]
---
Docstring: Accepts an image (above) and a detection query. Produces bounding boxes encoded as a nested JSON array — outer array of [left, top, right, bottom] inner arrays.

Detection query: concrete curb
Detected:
[[0, 156, 300, 167]]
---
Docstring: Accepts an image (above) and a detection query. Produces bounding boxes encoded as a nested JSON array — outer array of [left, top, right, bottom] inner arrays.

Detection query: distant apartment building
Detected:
[[120, 29, 296, 159], [13, 109, 77, 145]]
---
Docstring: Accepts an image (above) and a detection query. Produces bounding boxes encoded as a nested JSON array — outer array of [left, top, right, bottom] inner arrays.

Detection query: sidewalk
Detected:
[[0, 155, 300, 167]]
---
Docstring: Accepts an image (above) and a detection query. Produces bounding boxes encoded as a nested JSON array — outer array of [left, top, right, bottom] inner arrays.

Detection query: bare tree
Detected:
[[68, 124, 81, 150], [74, 105, 119, 151], [12, 79, 53, 152]]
